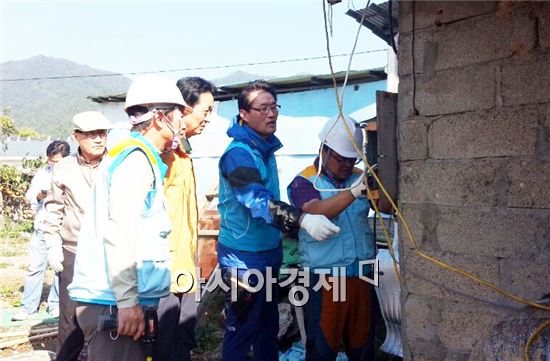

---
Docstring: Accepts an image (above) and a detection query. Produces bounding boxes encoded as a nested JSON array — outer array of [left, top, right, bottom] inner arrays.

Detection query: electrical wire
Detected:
[[320, 5, 550, 359], [321, 0, 399, 281], [0, 49, 386, 83]]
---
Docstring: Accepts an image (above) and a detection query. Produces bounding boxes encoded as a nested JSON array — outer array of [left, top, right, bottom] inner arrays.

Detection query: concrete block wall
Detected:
[[397, 2, 550, 360]]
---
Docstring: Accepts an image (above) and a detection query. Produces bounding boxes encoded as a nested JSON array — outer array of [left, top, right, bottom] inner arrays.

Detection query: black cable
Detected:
[[411, 0, 419, 115], [388, 0, 398, 55], [1, 49, 387, 82]]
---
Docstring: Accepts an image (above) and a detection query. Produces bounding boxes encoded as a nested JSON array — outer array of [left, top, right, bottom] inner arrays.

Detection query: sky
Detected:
[[0, 0, 389, 82]]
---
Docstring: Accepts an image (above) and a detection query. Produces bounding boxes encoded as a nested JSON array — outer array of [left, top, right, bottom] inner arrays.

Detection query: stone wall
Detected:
[[397, 2, 550, 360]]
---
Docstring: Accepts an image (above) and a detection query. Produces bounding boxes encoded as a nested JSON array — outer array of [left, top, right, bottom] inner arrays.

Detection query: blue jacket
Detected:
[[218, 118, 298, 269], [288, 165, 375, 276], [69, 133, 171, 306]]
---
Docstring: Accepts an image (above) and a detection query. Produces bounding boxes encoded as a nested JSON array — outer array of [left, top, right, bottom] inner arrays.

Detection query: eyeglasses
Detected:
[[329, 150, 360, 165], [75, 129, 108, 139], [249, 104, 281, 115]]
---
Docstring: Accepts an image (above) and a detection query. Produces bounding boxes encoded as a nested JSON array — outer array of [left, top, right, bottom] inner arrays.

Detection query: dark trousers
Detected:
[[155, 292, 197, 361], [76, 303, 146, 361], [221, 267, 279, 361], [56, 249, 85, 361]]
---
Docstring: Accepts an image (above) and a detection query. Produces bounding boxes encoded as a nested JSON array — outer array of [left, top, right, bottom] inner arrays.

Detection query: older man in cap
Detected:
[[42, 111, 111, 361]]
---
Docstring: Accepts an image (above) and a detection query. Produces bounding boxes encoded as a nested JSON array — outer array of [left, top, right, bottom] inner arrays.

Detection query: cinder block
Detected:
[[507, 159, 550, 208], [402, 248, 503, 305], [502, 53, 550, 106], [403, 294, 443, 341], [403, 294, 449, 361], [397, 75, 416, 121], [438, 301, 509, 351], [399, 117, 429, 161], [428, 107, 539, 159], [399, 159, 501, 206], [499, 258, 550, 307], [402, 295, 447, 360], [397, 30, 432, 77], [398, 203, 441, 254], [415, 64, 496, 116], [433, 9, 535, 72], [436, 207, 550, 261], [543, 104, 550, 129], [536, 104, 550, 161], [537, 4, 550, 48], [399, 1, 496, 34]]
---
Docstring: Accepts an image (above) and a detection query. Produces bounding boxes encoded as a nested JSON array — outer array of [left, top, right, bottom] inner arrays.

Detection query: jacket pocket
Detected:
[[137, 259, 171, 299]]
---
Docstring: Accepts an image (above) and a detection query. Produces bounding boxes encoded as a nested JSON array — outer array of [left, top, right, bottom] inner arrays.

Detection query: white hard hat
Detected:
[[319, 115, 363, 158], [125, 75, 186, 111], [72, 111, 111, 131]]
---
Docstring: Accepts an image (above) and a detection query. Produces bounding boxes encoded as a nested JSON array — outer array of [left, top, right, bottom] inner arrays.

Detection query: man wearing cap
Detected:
[[68, 75, 185, 361], [42, 111, 111, 361], [12, 140, 70, 322], [287, 115, 376, 361]]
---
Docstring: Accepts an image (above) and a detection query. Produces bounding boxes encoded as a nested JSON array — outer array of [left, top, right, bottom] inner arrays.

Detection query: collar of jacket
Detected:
[[129, 131, 168, 179], [227, 115, 282, 159], [76, 148, 106, 168]]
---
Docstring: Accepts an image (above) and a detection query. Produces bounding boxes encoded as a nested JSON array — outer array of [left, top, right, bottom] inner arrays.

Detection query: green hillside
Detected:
[[1, 55, 131, 137]]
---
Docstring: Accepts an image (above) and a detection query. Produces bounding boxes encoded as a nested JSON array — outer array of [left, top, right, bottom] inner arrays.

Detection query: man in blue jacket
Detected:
[[218, 80, 340, 361]]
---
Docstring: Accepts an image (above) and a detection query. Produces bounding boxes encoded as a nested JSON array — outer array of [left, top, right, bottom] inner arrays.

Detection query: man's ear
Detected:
[[151, 113, 164, 130], [71, 132, 78, 143], [239, 109, 247, 124], [183, 105, 193, 116]]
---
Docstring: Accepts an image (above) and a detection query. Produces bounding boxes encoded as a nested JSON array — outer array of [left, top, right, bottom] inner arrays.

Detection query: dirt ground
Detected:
[[0, 231, 225, 360], [0, 233, 401, 361]]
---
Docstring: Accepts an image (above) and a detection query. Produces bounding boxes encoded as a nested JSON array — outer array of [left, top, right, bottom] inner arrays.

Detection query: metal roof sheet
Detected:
[[346, 1, 399, 46], [88, 68, 386, 104]]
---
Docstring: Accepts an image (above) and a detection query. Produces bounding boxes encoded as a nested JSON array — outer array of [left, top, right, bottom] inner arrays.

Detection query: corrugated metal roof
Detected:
[[346, 1, 399, 46], [88, 68, 386, 104]]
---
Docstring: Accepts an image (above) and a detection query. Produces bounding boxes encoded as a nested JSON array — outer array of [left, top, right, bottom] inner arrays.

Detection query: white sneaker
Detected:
[[12, 309, 31, 321], [48, 308, 60, 318]]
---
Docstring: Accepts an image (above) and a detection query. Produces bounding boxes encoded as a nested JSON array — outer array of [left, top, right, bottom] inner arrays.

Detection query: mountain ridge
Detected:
[[1, 56, 131, 137]]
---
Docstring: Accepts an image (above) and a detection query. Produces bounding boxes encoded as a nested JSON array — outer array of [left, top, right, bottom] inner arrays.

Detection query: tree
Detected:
[[1, 113, 17, 136], [17, 127, 42, 138], [1, 108, 44, 141]]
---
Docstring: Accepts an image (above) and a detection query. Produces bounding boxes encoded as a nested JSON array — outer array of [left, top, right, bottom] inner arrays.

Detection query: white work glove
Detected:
[[350, 174, 368, 199], [47, 244, 64, 273], [300, 214, 341, 241]]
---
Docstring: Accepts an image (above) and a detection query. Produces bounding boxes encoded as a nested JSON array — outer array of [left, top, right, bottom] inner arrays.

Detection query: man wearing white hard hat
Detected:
[[68, 75, 185, 361], [42, 111, 111, 361], [287, 115, 376, 361]]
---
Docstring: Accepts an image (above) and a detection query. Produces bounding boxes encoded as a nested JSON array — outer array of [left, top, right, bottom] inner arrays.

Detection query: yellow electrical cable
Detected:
[[321, 1, 549, 359], [322, 0, 400, 283], [523, 319, 550, 361]]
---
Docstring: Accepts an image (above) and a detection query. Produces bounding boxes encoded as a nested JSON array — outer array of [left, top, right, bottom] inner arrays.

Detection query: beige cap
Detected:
[[73, 111, 112, 132]]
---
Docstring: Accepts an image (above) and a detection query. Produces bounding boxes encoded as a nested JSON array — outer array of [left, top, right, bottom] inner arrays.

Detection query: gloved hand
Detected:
[[350, 174, 368, 199], [300, 214, 341, 241], [47, 245, 64, 273]]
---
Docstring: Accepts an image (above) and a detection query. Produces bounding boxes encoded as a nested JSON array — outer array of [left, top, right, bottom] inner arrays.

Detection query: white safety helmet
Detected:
[[319, 115, 363, 158], [125, 74, 186, 113]]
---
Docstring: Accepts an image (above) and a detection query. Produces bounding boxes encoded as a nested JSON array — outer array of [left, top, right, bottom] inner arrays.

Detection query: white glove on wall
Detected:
[[300, 214, 341, 241], [47, 245, 64, 273], [350, 174, 368, 199]]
